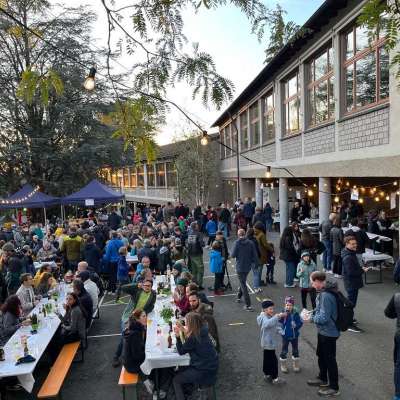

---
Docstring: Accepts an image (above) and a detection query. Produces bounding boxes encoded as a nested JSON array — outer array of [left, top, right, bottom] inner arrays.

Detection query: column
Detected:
[[279, 178, 289, 232], [255, 178, 263, 208], [143, 164, 148, 197], [319, 177, 332, 224]]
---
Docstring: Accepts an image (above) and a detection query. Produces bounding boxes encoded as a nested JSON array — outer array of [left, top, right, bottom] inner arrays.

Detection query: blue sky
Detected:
[[51, 0, 325, 143]]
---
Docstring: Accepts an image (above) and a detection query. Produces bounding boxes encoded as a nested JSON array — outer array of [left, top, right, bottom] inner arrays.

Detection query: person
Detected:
[[209, 241, 224, 295], [266, 244, 277, 284], [384, 291, 400, 400], [279, 225, 300, 288], [113, 280, 156, 367], [77, 261, 104, 298], [186, 222, 205, 289], [132, 256, 151, 283], [173, 312, 219, 400], [108, 209, 122, 230], [186, 283, 213, 307], [233, 207, 247, 230], [231, 228, 259, 311], [33, 264, 54, 288], [214, 231, 229, 289], [246, 228, 262, 293], [299, 228, 324, 264], [296, 251, 317, 311], [310, 202, 319, 220], [83, 235, 102, 273], [77, 270, 99, 312], [16, 273, 38, 316], [344, 218, 369, 267], [263, 203, 273, 232], [188, 292, 219, 351], [60, 227, 83, 271], [279, 296, 303, 373], [171, 238, 185, 263], [252, 207, 266, 228], [243, 198, 255, 228], [0, 295, 31, 345], [257, 299, 286, 385], [307, 272, 340, 397], [253, 221, 273, 288], [158, 239, 172, 274], [72, 279, 93, 327], [2, 242, 24, 296], [205, 216, 218, 246], [173, 278, 190, 316], [103, 231, 124, 293], [137, 239, 158, 271], [319, 213, 336, 273], [116, 246, 130, 302], [330, 216, 344, 278], [341, 235, 367, 333], [218, 204, 231, 238], [290, 201, 301, 223], [35, 272, 53, 297], [36, 241, 57, 261]]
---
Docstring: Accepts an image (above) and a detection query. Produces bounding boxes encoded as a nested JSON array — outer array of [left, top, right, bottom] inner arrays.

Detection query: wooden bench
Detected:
[[38, 342, 81, 399], [118, 367, 138, 400]]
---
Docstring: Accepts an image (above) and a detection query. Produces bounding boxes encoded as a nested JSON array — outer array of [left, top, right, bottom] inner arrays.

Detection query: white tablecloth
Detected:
[[362, 248, 394, 264], [300, 218, 319, 225], [126, 255, 139, 264], [0, 290, 67, 392], [34, 261, 57, 270], [140, 275, 190, 375], [342, 227, 392, 243]]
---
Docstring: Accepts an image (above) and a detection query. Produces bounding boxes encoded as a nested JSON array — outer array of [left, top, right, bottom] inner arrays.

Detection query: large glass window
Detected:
[[137, 165, 145, 187], [308, 45, 334, 126], [156, 163, 166, 187], [219, 130, 225, 159], [284, 72, 301, 135], [111, 171, 118, 186], [249, 102, 260, 147], [225, 125, 232, 156], [344, 24, 388, 112], [130, 167, 137, 187], [263, 91, 275, 142], [123, 168, 129, 188], [166, 162, 177, 187], [240, 111, 249, 150], [147, 164, 155, 187]]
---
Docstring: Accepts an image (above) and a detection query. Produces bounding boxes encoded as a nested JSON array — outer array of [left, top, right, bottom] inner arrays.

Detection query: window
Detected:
[[147, 164, 155, 187], [263, 91, 275, 142], [130, 167, 137, 187], [240, 111, 249, 150], [111, 171, 118, 186], [231, 121, 238, 153], [344, 24, 388, 112], [166, 162, 177, 187], [156, 163, 166, 187], [284, 72, 301, 134], [308, 45, 334, 126], [137, 165, 145, 187], [225, 125, 232, 156], [123, 168, 129, 188], [249, 102, 260, 147], [219, 130, 225, 159]]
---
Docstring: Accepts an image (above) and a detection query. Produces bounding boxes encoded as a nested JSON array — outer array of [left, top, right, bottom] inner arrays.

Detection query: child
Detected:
[[209, 241, 224, 295], [116, 247, 130, 302], [296, 251, 317, 311], [215, 231, 229, 288], [279, 296, 303, 373], [266, 243, 276, 284], [257, 299, 286, 385]]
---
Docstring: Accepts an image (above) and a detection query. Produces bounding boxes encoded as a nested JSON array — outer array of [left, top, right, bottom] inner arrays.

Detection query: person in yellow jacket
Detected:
[[60, 227, 83, 271], [33, 264, 57, 288]]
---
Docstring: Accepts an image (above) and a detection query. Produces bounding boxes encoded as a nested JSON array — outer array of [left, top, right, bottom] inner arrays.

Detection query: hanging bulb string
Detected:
[[0, 186, 40, 205]]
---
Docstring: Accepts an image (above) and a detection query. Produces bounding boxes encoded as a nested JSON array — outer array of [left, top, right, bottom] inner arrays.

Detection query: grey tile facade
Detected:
[[304, 123, 336, 156], [239, 143, 276, 167], [281, 135, 302, 160]]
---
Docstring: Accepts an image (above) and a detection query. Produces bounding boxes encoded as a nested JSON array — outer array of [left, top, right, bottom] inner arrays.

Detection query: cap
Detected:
[[261, 299, 274, 309], [285, 296, 295, 305]]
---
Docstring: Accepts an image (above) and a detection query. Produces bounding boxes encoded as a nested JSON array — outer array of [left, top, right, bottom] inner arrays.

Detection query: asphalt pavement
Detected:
[[7, 231, 398, 399]]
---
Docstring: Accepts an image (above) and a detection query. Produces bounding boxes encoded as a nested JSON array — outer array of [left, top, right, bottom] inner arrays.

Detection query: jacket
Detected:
[[319, 220, 332, 241], [257, 313, 282, 350], [279, 233, 300, 262], [296, 259, 317, 289], [176, 326, 218, 384], [117, 255, 130, 282], [252, 212, 266, 227], [158, 246, 172, 273], [138, 246, 158, 269], [205, 220, 217, 237], [121, 284, 156, 324], [122, 320, 146, 373], [78, 290, 94, 327], [209, 250, 223, 274], [16, 285, 35, 314], [344, 226, 369, 254], [104, 238, 124, 263], [84, 279, 99, 311], [231, 237, 258, 273], [280, 310, 303, 340], [330, 226, 344, 256], [219, 208, 231, 224], [108, 212, 122, 230], [187, 230, 204, 256], [0, 311, 20, 345], [83, 243, 103, 272], [243, 202, 254, 218], [341, 247, 364, 290], [311, 281, 340, 338], [385, 293, 400, 335], [61, 234, 83, 262], [194, 303, 220, 352], [254, 228, 272, 265], [61, 305, 86, 340]]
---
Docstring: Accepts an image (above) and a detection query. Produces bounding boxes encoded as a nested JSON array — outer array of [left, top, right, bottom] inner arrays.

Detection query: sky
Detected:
[[49, 0, 325, 144]]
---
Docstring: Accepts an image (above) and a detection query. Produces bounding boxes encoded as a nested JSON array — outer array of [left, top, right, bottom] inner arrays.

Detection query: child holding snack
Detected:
[[279, 296, 303, 373], [257, 299, 286, 385], [296, 251, 317, 311]]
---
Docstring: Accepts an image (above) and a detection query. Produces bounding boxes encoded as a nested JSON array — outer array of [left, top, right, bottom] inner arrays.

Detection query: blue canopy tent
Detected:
[[61, 179, 124, 206]]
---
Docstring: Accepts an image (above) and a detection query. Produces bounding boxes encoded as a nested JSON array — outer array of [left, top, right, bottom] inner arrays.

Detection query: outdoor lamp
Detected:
[[83, 67, 96, 91], [200, 131, 209, 146], [307, 189, 314, 197], [265, 166, 271, 178]]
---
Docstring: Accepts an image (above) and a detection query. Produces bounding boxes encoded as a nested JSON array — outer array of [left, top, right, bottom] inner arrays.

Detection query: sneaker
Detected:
[[255, 288, 263, 293], [272, 377, 286, 385], [235, 297, 242, 303], [333, 274, 342, 279], [112, 357, 121, 368], [243, 306, 254, 312], [143, 379, 155, 395], [318, 388, 340, 397], [293, 278, 299, 282], [307, 378, 329, 387], [348, 324, 363, 333], [158, 390, 167, 399], [284, 284, 296, 288]]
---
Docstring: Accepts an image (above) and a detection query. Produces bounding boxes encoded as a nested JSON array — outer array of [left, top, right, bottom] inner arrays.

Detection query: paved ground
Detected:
[[8, 231, 398, 399]]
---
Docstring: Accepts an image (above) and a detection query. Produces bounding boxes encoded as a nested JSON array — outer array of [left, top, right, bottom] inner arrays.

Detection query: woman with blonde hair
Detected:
[[173, 312, 218, 400]]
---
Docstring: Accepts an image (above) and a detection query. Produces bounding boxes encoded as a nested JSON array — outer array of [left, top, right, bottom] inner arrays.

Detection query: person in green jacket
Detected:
[[113, 279, 156, 367], [296, 251, 317, 311]]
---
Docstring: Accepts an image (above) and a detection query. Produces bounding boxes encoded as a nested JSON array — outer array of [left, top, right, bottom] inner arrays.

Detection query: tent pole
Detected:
[[43, 207, 48, 233]]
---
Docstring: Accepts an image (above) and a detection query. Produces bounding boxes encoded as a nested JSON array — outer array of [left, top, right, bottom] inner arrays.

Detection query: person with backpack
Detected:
[[306, 271, 341, 397]]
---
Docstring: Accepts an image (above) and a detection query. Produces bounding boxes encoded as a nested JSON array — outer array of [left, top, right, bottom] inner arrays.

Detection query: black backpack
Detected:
[[326, 290, 354, 332]]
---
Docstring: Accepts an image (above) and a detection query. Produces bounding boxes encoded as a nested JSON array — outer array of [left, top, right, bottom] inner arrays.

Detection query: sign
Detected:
[[350, 188, 359, 201], [391, 192, 397, 210], [85, 199, 95, 206], [296, 191, 301, 200]]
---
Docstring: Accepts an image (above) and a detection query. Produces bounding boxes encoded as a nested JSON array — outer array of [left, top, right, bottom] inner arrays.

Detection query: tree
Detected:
[[174, 134, 220, 206], [0, 1, 141, 195]]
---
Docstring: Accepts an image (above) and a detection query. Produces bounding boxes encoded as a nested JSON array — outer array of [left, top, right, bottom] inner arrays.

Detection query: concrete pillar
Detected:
[[255, 178, 263, 208], [279, 178, 289, 232], [319, 177, 332, 224]]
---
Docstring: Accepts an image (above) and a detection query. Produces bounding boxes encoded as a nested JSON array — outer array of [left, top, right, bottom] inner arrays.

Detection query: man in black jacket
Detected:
[[341, 236, 368, 333]]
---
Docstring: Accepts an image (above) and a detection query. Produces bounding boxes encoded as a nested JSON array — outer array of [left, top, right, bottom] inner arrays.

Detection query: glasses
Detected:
[[143, 284, 152, 288]]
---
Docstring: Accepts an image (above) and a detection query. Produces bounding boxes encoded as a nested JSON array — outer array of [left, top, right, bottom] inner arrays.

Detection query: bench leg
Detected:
[[122, 386, 125, 400]]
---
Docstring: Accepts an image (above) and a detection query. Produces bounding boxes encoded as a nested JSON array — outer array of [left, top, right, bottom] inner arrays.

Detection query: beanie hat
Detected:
[[284, 296, 295, 305], [176, 277, 188, 287], [301, 250, 310, 258], [261, 299, 274, 309], [172, 262, 183, 273]]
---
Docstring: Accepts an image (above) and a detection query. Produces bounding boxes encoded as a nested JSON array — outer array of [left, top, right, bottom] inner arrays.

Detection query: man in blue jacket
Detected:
[[231, 228, 258, 312], [243, 198, 255, 229], [307, 271, 340, 397], [103, 231, 124, 293]]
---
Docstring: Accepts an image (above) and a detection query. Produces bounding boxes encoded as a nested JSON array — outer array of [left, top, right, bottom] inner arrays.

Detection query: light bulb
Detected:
[[374, 196, 380, 202], [386, 195, 390, 201], [358, 198, 364, 204], [83, 67, 96, 91], [265, 166, 271, 178], [334, 196, 339, 203], [200, 132, 209, 146], [307, 189, 314, 197]]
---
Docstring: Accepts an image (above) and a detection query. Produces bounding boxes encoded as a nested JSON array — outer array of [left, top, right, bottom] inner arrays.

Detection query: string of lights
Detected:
[[0, 186, 40, 205]]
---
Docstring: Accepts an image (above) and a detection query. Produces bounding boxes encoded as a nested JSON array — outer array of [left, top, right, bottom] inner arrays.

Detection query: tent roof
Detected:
[[61, 179, 124, 206], [0, 184, 60, 209]]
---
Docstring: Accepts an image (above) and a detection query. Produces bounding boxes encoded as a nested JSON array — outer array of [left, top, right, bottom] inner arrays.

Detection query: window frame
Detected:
[[136, 165, 145, 187], [129, 167, 137, 188], [239, 110, 249, 151], [283, 71, 301, 136], [343, 24, 388, 115], [155, 162, 166, 188], [262, 90, 275, 143], [249, 101, 260, 148], [166, 161, 177, 187], [146, 164, 156, 187]]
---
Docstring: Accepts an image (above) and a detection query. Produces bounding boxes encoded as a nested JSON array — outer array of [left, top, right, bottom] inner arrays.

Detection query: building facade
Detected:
[[213, 0, 400, 230]]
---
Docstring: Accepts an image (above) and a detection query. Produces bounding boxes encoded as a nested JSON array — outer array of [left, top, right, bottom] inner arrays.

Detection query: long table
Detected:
[[0, 289, 67, 392], [362, 248, 394, 284]]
